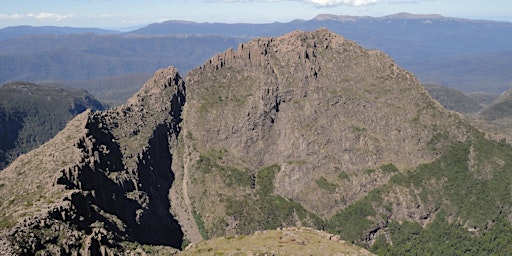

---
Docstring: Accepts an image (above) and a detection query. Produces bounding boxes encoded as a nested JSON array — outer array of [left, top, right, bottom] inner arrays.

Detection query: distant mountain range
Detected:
[[132, 13, 512, 93], [0, 25, 118, 41], [1, 13, 511, 103]]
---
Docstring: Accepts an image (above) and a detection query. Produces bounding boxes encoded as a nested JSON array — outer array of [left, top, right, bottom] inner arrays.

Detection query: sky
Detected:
[[0, 0, 511, 30]]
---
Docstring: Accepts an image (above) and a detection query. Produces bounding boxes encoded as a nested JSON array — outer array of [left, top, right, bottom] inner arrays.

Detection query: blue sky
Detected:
[[0, 0, 511, 29]]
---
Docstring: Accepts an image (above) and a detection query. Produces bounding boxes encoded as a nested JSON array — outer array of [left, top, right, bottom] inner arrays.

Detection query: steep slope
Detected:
[[0, 82, 106, 170], [2, 29, 512, 255], [0, 67, 185, 255], [173, 28, 470, 243]]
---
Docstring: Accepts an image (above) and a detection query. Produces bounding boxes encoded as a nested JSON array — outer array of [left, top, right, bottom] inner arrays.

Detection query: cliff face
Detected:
[[1, 29, 506, 254], [0, 67, 185, 254], [173, 28, 468, 241]]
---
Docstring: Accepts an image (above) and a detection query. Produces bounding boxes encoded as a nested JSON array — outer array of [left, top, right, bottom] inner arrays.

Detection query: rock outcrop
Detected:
[[174, 28, 469, 242], [1, 29, 506, 254], [0, 67, 185, 254]]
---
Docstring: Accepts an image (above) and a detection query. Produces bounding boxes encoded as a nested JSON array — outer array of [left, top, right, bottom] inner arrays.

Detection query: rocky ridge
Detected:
[[0, 67, 185, 254], [0, 29, 507, 255], [175, 28, 470, 241]]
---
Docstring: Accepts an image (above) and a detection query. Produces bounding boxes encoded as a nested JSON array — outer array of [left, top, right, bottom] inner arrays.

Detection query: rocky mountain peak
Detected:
[[194, 28, 344, 75], [177, 28, 469, 243], [184, 28, 452, 171], [0, 28, 482, 255], [126, 66, 181, 106], [0, 67, 185, 254]]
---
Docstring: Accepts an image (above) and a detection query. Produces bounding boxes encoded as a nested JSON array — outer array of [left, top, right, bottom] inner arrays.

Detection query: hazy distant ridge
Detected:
[[1, 13, 511, 99]]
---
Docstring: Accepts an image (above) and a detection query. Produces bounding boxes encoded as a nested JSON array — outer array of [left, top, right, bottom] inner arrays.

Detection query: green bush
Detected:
[[327, 196, 375, 244], [337, 172, 350, 180], [380, 163, 399, 173], [315, 177, 338, 192], [225, 164, 324, 235]]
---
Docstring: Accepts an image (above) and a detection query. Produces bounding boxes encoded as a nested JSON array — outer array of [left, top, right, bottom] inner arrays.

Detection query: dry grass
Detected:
[[181, 227, 375, 256]]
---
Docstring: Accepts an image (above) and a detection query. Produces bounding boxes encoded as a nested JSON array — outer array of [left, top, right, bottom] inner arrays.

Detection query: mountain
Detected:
[[405, 51, 512, 93], [1, 13, 511, 106], [0, 25, 119, 41], [0, 33, 242, 82], [1, 29, 512, 255], [468, 88, 512, 145], [174, 29, 494, 251], [132, 13, 512, 60], [422, 83, 484, 113], [132, 13, 512, 93], [0, 67, 186, 254], [479, 86, 512, 125], [467, 92, 500, 106], [0, 82, 106, 170]]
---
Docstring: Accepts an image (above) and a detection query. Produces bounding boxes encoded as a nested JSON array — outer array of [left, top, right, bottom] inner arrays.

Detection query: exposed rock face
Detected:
[[0, 29, 478, 254], [0, 67, 185, 254], [176, 28, 468, 239]]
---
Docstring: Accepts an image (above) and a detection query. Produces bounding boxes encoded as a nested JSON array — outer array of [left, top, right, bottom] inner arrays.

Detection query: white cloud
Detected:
[[219, 0, 380, 6], [27, 12, 74, 21], [303, 0, 380, 6], [0, 13, 24, 20], [219, 0, 436, 7], [0, 12, 73, 21]]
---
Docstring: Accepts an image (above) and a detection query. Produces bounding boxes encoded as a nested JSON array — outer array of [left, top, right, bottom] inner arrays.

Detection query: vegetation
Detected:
[[322, 132, 512, 254], [423, 83, 483, 114], [196, 150, 252, 187], [391, 134, 512, 227], [315, 177, 338, 192], [225, 165, 324, 235], [327, 192, 378, 244], [181, 227, 374, 256], [379, 163, 399, 173], [372, 212, 512, 255], [193, 210, 209, 240], [0, 82, 105, 169], [337, 172, 350, 180]]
